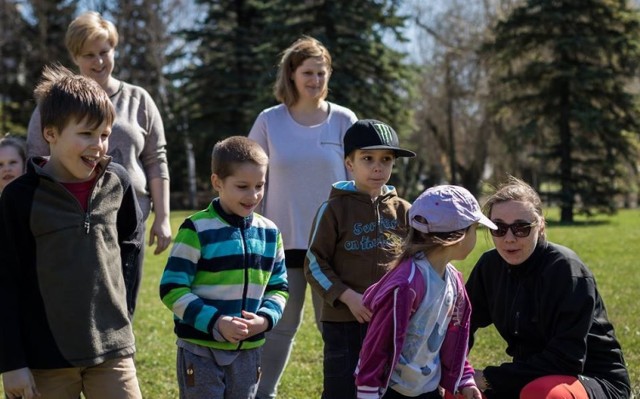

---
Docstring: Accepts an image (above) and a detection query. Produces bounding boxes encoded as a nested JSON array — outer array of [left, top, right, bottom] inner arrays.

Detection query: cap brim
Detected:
[[359, 145, 416, 158], [478, 215, 497, 230]]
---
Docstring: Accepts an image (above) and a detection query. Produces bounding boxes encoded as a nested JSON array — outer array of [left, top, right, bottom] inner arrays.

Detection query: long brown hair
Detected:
[[385, 226, 469, 270]]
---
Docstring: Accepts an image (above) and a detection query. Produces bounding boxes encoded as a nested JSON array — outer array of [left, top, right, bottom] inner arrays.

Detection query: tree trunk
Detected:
[[558, 78, 574, 223]]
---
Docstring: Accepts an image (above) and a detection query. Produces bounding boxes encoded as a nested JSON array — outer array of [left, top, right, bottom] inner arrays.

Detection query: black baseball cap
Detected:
[[343, 119, 416, 158]]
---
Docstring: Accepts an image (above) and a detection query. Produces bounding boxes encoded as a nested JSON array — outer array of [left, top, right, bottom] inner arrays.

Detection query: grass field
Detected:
[[2, 209, 638, 397]]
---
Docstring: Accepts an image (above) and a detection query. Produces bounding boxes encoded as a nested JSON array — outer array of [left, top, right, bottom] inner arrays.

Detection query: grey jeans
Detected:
[[177, 344, 260, 399]]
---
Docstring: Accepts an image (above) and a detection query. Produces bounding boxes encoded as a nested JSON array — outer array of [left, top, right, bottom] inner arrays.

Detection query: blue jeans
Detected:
[[321, 321, 368, 399]]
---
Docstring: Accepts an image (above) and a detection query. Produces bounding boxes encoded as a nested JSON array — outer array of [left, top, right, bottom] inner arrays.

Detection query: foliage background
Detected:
[[2, 0, 640, 215]]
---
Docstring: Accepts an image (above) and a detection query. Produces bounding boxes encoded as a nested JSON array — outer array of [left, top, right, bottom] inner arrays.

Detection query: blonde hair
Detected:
[[273, 36, 332, 107], [386, 227, 469, 270], [65, 11, 119, 59]]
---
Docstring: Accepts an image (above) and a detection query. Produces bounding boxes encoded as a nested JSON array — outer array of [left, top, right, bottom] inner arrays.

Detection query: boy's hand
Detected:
[[3, 367, 40, 399], [216, 315, 249, 343], [339, 289, 372, 323], [239, 310, 268, 337]]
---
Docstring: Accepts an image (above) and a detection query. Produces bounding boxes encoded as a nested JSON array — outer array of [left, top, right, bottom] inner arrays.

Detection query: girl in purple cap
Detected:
[[355, 185, 496, 399]]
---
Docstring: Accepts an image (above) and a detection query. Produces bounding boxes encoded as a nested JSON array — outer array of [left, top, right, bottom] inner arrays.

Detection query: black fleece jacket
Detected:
[[466, 242, 630, 399]]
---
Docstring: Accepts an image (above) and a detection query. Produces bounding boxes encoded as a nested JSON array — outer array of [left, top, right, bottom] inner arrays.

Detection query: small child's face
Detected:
[[0, 146, 25, 191], [345, 149, 395, 198], [453, 224, 478, 261], [43, 117, 111, 183], [211, 163, 267, 218]]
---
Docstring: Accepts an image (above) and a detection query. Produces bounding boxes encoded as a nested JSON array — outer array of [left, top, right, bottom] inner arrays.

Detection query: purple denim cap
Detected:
[[409, 185, 497, 233]]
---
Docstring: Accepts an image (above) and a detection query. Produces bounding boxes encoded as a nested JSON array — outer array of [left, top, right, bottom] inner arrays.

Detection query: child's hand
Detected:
[[2, 367, 40, 399], [339, 289, 372, 323], [216, 315, 249, 343], [239, 310, 268, 337], [460, 385, 482, 399]]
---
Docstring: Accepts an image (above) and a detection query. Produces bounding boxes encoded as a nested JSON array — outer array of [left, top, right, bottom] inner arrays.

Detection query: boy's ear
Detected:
[[42, 127, 58, 144], [211, 173, 222, 192], [344, 156, 354, 172]]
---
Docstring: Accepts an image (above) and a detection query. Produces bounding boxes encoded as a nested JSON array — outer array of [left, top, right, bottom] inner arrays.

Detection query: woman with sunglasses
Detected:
[[464, 176, 630, 399]]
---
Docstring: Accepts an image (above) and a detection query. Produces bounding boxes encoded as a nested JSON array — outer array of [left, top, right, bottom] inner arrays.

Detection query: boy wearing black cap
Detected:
[[304, 119, 415, 399]]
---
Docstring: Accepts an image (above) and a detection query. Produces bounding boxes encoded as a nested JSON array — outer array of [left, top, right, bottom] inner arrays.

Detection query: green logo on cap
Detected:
[[372, 123, 394, 144]]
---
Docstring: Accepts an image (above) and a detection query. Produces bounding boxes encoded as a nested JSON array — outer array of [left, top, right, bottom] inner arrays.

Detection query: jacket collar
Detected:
[[211, 197, 252, 228]]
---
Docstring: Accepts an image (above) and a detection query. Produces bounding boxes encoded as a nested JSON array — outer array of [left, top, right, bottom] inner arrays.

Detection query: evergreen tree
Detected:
[[176, 0, 280, 191], [0, 0, 35, 135], [278, 0, 415, 136], [177, 0, 415, 192], [488, 0, 640, 221], [0, 0, 76, 135]]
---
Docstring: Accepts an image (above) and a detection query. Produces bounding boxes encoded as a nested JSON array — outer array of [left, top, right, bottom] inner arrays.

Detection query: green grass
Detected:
[[2, 209, 638, 397]]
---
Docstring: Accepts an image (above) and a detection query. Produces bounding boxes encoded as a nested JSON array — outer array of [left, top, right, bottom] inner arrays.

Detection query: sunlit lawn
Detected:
[[2, 209, 638, 397]]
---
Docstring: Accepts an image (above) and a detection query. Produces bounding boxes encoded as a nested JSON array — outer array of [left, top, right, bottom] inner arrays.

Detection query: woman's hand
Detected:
[[148, 177, 172, 254], [474, 370, 490, 392], [149, 214, 172, 254], [3, 367, 40, 399]]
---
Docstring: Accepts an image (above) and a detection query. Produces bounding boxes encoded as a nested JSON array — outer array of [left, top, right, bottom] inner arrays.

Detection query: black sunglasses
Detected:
[[490, 221, 537, 238]]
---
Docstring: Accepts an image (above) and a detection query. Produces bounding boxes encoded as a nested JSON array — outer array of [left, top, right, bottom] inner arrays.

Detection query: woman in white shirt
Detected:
[[248, 36, 357, 399]]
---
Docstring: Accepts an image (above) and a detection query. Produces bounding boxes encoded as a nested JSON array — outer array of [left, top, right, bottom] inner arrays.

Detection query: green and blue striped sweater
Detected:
[[159, 198, 288, 350]]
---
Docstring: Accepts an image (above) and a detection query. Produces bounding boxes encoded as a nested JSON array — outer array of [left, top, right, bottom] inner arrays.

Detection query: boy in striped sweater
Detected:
[[159, 136, 288, 399]]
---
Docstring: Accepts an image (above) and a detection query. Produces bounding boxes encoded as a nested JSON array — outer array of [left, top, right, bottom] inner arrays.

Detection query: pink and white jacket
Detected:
[[355, 257, 476, 399]]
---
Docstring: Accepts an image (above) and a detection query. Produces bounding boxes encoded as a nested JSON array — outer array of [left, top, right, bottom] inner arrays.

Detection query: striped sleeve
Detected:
[[159, 218, 219, 334]]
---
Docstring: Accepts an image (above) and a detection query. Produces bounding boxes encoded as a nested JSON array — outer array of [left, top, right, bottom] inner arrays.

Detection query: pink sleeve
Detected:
[[457, 358, 477, 389]]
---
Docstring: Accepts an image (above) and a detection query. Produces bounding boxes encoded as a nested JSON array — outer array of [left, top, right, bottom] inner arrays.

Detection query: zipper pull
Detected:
[[84, 214, 90, 234], [514, 311, 520, 335]]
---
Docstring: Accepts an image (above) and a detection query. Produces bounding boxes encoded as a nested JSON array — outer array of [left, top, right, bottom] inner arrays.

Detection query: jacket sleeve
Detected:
[[356, 281, 416, 399], [115, 166, 144, 316], [258, 229, 289, 331], [0, 189, 28, 372], [159, 219, 219, 334], [138, 87, 169, 182], [304, 201, 349, 306]]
